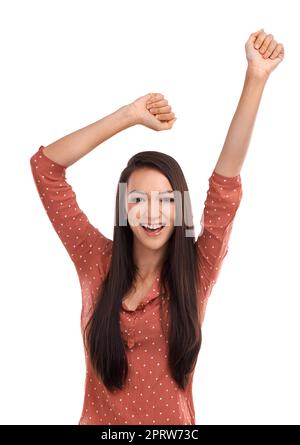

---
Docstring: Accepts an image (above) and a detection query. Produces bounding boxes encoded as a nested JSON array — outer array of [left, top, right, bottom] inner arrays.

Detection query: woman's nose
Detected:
[[141, 198, 162, 222]]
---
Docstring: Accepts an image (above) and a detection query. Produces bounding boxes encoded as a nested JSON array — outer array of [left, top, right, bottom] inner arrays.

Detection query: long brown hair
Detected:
[[84, 150, 202, 391]]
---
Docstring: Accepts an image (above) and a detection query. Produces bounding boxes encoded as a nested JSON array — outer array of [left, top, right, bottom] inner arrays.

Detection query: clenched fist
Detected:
[[128, 93, 177, 131], [245, 28, 285, 78]]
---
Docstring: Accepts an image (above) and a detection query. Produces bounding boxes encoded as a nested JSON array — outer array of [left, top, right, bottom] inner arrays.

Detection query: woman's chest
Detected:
[[120, 297, 170, 350], [122, 286, 148, 312], [121, 274, 161, 312]]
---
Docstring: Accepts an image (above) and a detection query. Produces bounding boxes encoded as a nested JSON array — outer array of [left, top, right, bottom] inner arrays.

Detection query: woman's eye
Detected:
[[134, 197, 144, 203], [160, 197, 175, 202]]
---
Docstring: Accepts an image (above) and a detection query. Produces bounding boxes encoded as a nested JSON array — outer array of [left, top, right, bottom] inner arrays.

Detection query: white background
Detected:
[[1, 0, 299, 425]]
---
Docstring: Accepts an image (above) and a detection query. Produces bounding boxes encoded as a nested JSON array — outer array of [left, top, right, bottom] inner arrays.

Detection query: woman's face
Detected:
[[126, 167, 175, 250]]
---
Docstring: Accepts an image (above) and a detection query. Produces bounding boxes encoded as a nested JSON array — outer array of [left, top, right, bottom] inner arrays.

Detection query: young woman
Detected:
[[30, 29, 284, 425]]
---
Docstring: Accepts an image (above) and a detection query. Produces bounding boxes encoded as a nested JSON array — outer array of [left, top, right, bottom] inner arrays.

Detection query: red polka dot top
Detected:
[[30, 145, 243, 425]]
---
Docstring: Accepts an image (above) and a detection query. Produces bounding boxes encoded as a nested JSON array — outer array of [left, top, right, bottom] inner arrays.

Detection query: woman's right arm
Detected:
[[42, 92, 177, 168], [29, 93, 177, 273], [29, 105, 138, 275]]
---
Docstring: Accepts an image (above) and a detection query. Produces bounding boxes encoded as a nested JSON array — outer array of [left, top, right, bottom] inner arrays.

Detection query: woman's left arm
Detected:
[[214, 28, 285, 177], [195, 29, 285, 323]]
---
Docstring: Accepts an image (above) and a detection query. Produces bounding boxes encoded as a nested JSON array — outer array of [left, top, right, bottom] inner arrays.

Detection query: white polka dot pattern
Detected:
[[30, 146, 242, 425], [196, 169, 243, 324]]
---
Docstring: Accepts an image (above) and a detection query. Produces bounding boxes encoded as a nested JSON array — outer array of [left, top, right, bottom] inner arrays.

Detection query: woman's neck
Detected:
[[132, 239, 166, 281]]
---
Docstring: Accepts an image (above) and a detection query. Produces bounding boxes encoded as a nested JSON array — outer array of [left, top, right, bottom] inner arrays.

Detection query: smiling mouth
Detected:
[[140, 223, 166, 235]]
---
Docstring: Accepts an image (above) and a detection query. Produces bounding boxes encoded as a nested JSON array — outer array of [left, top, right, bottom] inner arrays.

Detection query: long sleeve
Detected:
[[30, 145, 112, 275], [196, 169, 243, 322]]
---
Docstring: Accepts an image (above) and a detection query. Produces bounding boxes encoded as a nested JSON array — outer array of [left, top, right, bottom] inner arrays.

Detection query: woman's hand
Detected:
[[127, 92, 177, 130], [245, 28, 285, 79]]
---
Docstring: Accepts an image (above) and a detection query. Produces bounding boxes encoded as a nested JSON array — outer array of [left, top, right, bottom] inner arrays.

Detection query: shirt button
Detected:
[[127, 338, 135, 348]]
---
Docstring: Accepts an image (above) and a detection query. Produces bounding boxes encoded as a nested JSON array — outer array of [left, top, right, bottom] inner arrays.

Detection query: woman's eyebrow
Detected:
[[128, 189, 174, 195]]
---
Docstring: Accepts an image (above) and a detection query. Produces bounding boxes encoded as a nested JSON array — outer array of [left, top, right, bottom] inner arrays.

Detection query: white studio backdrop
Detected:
[[1, 0, 299, 425]]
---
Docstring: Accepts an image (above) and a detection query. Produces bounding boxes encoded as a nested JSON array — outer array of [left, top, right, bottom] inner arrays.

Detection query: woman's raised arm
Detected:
[[214, 29, 284, 177], [195, 29, 284, 322], [30, 93, 177, 273], [42, 92, 177, 168]]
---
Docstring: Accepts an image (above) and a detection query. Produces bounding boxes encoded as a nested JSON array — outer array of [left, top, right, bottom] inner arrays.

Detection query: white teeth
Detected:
[[141, 224, 164, 229]]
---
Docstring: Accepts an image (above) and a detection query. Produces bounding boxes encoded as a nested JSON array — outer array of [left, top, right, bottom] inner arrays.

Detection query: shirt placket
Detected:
[[122, 275, 162, 349], [127, 311, 138, 349]]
